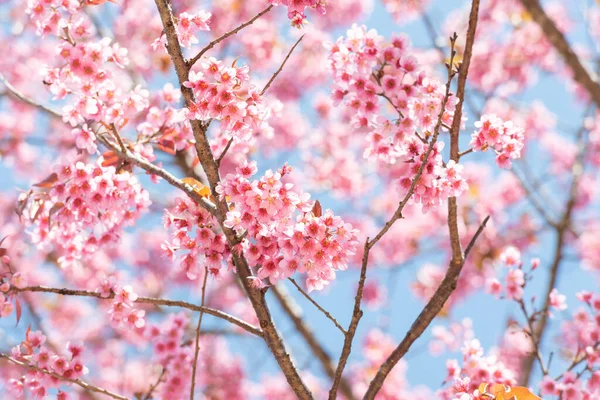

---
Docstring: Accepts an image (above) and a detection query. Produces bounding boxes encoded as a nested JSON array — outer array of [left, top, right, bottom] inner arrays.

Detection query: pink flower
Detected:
[[549, 288, 568, 312]]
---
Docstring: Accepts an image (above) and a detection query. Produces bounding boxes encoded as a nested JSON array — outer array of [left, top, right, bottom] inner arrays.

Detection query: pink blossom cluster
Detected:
[[27, 160, 150, 268], [580, 224, 600, 272], [26, 0, 86, 38], [183, 57, 272, 142], [163, 196, 230, 280], [532, 291, 600, 398], [97, 278, 146, 330], [588, 114, 600, 167], [146, 312, 195, 398], [268, 0, 327, 28], [46, 38, 150, 141], [217, 161, 359, 292], [484, 246, 538, 301], [470, 114, 525, 169], [440, 339, 517, 400], [145, 312, 247, 398], [429, 318, 475, 356], [327, 25, 468, 211], [7, 330, 88, 398], [539, 371, 600, 399], [153, 10, 211, 49]]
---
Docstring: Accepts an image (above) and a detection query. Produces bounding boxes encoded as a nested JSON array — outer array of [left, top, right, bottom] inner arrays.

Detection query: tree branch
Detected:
[[518, 0, 600, 107], [153, 1, 312, 397], [0, 354, 128, 400], [363, 0, 481, 397], [11, 286, 263, 337]]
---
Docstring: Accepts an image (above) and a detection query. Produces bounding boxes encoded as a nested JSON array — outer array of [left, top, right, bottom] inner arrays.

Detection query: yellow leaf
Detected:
[[181, 177, 211, 198]]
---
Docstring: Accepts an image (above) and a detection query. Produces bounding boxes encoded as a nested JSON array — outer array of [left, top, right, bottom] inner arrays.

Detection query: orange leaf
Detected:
[[181, 177, 211, 198], [312, 200, 323, 218], [478, 383, 541, 400], [101, 150, 120, 167], [33, 173, 58, 188], [15, 298, 22, 326], [158, 139, 176, 155]]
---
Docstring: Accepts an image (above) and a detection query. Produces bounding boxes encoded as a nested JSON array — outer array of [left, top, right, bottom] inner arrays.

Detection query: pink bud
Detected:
[[530, 257, 540, 270]]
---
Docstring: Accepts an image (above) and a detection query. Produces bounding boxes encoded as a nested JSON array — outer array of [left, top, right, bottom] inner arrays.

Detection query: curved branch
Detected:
[[11, 286, 263, 337]]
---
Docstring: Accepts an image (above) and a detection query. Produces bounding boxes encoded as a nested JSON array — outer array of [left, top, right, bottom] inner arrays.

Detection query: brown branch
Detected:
[[288, 278, 345, 334], [216, 137, 234, 168], [518, 117, 588, 385], [0, 74, 62, 118], [0, 353, 128, 400], [261, 35, 304, 96], [11, 286, 263, 337], [363, 1, 481, 397], [271, 285, 356, 400], [153, 1, 312, 397], [328, 31, 463, 400], [187, 5, 273, 68], [518, 0, 600, 107], [190, 268, 209, 399], [328, 240, 369, 400]]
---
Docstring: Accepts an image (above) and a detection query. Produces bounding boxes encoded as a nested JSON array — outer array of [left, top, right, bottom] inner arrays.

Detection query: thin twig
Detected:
[[11, 286, 263, 337], [0, 354, 129, 400], [261, 35, 304, 95], [216, 137, 234, 167], [187, 5, 273, 68], [288, 278, 346, 334], [143, 368, 166, 400], [190, 268, 209, 399], [464, 215, 491, 258]]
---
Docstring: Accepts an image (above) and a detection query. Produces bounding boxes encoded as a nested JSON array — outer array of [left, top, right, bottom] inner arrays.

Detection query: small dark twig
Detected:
[[288, 278, 346, 334], [190, 268, 210, 399], [261, 35, 305, 96], [187, 6, 273, 68]]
